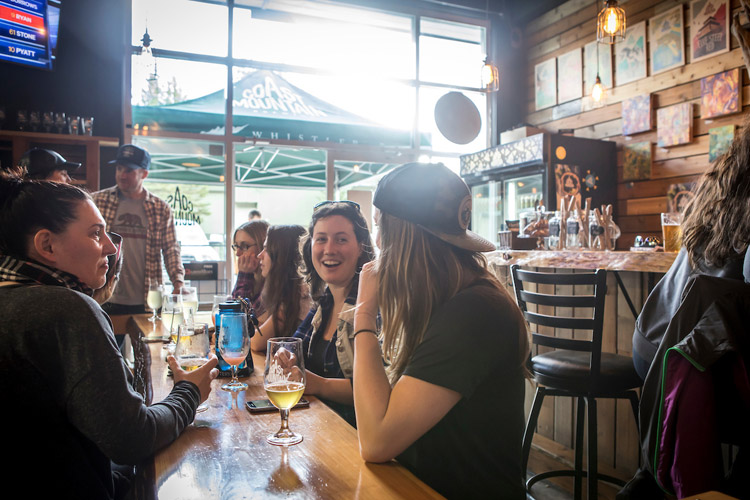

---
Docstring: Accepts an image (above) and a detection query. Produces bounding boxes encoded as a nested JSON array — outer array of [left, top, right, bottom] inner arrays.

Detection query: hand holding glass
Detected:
[[264, 337, 306, 446], [218, 312, 250, 391], [176, 323, 211, 412]]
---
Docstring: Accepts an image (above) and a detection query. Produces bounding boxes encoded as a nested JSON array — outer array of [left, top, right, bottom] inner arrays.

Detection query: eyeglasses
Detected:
[[231, 242, 258, 252], [313, 200, 361, 211]]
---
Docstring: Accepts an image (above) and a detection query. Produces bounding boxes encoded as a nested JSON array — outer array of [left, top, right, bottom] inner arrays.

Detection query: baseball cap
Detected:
[[373, 162, 495, 252], [109, 144, 150, 170], [19, 148, 81, 179]]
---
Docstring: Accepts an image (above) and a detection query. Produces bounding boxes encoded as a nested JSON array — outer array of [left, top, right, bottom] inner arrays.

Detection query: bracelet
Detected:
[[352, 328, 378, 339]]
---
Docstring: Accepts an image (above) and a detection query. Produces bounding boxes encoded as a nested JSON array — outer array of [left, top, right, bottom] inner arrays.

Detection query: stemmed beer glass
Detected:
[[147, 283, 163, 323], [175, 323, 211, 413], [264, 338, 306, 446], [218, 312, 250, 391]]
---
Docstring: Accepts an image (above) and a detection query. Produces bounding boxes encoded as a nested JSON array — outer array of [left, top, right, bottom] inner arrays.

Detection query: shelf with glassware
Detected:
[[0, 130, 119, 192]]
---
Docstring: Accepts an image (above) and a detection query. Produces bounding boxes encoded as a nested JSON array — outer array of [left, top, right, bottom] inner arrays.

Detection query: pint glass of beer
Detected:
[[661, 212, 683, 252]]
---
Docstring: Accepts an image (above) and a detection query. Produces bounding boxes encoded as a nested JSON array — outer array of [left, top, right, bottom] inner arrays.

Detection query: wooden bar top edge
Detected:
[[486, 250, 677, 273]]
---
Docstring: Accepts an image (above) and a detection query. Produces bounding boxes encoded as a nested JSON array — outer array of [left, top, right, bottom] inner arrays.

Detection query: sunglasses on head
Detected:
[[313, 200, 361, 211]]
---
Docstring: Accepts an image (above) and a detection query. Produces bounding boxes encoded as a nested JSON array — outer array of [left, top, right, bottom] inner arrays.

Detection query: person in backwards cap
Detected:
[[19, 148, 81, 184], [92, 145, 184, 320], [349, 162, 529, 499]]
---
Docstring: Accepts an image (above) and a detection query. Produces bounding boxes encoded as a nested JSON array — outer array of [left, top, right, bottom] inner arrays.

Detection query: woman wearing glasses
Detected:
[[292, 201, 375, 425], [249, 224, 312, 352], [230, 220, 269, 312]]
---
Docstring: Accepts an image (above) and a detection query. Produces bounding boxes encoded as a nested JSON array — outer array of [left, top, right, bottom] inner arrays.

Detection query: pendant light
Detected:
[[140, 27, 157, 82], [480, 0, 499, 92], [597, 0, 626, 44], [481, 57, 500, 92], [591, 44, 605, 106]]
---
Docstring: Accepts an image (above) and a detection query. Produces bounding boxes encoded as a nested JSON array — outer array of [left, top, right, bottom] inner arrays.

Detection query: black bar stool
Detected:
[[510, 265, 642, 500]]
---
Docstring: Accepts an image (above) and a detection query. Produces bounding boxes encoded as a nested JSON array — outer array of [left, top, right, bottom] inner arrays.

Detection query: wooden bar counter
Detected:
[[127, 315, 442, 500]]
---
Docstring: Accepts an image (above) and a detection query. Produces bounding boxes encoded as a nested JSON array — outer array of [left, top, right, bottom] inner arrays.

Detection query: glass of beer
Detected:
[[264, 337, 306, 446], [175, 323, 211, 412], [147, 283, 163, 323], [661, 212, 683, 252]]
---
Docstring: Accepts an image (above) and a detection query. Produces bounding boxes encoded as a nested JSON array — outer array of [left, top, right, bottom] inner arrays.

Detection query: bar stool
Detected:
[[510, 265, 642, 500]]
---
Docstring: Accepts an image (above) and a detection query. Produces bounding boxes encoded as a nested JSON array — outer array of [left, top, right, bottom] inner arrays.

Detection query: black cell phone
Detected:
[[246, 398, 309, 413]]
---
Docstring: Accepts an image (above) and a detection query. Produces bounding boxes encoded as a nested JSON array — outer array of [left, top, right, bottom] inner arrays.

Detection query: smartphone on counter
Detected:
[[246, 398, 310, 413]]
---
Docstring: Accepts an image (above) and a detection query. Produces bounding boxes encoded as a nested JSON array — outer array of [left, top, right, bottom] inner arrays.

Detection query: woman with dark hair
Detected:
[[352, 163, 529, 499], [0, 173, 218, 500], [230, 219, 269, 310], [249, 224, 312, 352], [292, 201, 376, 425]]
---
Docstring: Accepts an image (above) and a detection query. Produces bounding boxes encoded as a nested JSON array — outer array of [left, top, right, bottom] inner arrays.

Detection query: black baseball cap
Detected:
[[373, 162, 495, 252], [109, 144, 150, 170], [19, 148, 81, 179]]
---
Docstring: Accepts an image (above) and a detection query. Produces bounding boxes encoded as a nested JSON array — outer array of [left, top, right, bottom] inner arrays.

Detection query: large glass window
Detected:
[[129, 0, 493, 277]]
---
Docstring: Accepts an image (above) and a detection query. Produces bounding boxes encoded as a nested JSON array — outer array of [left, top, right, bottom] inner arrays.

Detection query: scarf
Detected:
[[0, 255, 93, 295]]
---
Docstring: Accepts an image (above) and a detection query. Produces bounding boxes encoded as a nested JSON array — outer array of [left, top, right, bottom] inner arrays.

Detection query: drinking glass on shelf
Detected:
[[264, 337, 306, 446], [42, 111, 54, 133], [28, 111, 40, 132], [175, 322, 211, 413], [162, 293, 184, 349], [82, 116, 94, 136], [17, 110, 28, 131], [54, 112, 66, 133], [181, 286, 199, 326], [218, 312, 250, 391], [146, 283, 163, 323], [69, 115, 80, 135]]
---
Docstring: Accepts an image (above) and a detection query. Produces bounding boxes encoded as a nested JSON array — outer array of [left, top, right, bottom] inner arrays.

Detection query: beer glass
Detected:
[[661, 212, 683, 253]]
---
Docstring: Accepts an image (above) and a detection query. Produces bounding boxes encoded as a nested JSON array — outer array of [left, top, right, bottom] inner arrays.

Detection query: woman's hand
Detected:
[[355, 261, 379, 326], [237, 251, 260, 274], [168, 354, 219, 404]]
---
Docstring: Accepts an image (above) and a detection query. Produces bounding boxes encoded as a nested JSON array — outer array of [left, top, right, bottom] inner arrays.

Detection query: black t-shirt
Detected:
[[398, 283, 526, 500]]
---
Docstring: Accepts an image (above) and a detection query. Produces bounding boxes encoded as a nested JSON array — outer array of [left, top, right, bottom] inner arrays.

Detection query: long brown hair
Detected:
[[261, 224, 307, 337], [233, 220, 269, 298], [682, 121, 750, 269], [377, 213, 529, 382]]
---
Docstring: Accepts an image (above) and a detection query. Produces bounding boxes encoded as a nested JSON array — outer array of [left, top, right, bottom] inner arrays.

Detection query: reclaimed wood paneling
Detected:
[[523, 0, 749, 250]]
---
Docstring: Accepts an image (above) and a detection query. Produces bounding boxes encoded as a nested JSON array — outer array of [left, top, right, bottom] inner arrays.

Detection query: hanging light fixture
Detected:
[[140, 27, 157, 82], [480, 0, 499, 92], [597, 0, 626, 44], [481, 57, 500, 92], [591, 44, 605, 106]]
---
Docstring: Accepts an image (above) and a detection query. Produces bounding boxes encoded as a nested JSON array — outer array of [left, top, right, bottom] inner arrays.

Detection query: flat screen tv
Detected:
[[0, 0, 61, 70]]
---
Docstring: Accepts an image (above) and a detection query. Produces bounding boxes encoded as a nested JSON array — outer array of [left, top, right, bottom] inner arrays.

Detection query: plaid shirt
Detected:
[[293, 285, 358, 379], [92, 186, 184, 307]]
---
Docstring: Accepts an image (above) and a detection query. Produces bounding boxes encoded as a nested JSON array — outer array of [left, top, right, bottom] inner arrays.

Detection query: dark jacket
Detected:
[[632, 248, 745, 379], [638, 275, 750, 498]]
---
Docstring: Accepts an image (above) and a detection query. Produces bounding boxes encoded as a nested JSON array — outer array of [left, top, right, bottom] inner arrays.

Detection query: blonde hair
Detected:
[[377, 213, 529, 383]]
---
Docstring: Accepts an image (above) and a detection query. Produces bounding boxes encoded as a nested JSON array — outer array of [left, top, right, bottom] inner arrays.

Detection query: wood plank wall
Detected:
[[521, 0, 749, 249], [493, 264, 649, 483]]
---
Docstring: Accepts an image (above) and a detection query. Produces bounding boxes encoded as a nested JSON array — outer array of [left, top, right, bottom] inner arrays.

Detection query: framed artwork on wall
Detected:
[[615, 21, 647, 86], [622, 94, 653, 135], [623, 141, 652, 181], [584, 41, 612, 93], [649, 5, 685, 75], [708, 125, 735, 162], [701, 68, 741, 119], [557, 48, 583, 103], [535, 58, 557, 110], [690, 0, 729, 63], [657, 102, 693, 147]]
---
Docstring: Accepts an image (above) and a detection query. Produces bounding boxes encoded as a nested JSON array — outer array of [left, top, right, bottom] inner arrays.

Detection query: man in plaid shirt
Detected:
[[93, 145, 184, 318]]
